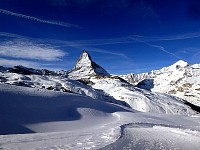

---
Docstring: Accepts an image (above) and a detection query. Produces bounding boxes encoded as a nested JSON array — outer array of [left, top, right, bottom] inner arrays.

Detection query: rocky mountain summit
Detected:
[[121, 60, 200, 106], [68, 50, 110, 79]]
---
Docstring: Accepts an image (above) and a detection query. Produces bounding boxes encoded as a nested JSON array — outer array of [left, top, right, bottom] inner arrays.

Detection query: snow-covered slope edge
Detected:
[[1, 84, 200, 150], [121, 60, 200, 106], [89, 76, 197, 115], [0, 83, 129, 134]]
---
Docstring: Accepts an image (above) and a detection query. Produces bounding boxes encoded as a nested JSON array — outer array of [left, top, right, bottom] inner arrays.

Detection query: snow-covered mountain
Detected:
[[121, 60, 200, 107], [0, 52, 198, 115], [1, 51, 200, 149], [68, 50, 110, 79], [0, 65, 196, 114]]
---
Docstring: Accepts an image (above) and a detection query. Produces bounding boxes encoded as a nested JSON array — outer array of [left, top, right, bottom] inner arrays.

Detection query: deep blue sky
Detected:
[[1, 0, 200, 74]]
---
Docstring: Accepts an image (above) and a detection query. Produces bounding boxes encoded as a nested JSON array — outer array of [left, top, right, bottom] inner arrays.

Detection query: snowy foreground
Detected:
[[0, 84, 200, 150]]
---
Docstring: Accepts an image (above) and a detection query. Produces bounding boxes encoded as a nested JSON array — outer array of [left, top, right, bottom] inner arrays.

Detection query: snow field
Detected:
[[0, 84, 200, 149]]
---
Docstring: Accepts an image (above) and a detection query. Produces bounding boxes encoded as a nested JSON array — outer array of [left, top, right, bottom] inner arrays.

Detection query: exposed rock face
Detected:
[[121, 60, 200, 106], [68, 50, 110, 78]]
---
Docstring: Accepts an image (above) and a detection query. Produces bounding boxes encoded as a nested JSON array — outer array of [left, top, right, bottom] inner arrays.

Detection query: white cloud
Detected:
[[0, 58, 39, 68], [1, 31, 195, 61], [0, 8, 82, 28], [0, 58, 69, 70], [0, 32, 28, 39], [2, 31, 200, 48], [0, 40, 66, 61]]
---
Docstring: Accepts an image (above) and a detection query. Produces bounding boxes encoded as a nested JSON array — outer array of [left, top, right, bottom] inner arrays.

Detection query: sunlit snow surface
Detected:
[[0, 67, 196, 114], [121, 60, 200, 106], [0, 84, 200, 150]]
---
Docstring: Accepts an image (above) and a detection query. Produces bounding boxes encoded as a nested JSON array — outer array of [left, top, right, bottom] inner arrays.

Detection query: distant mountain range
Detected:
[[121, 60, 200, 107], [0, 50, 199, 114]]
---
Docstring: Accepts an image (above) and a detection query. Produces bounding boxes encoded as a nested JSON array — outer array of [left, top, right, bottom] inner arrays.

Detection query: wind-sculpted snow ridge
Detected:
[[121, 60, 200, 106], [100, 119, 200, 150], [68, 50, 110, 79], [0, 83, 131, 149], [0, 84, 200, 150], [0, 83, 130, 135]]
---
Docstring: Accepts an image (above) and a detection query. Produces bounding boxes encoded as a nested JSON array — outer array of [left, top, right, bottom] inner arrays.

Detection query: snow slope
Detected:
[[0, 84, 200, 150], [121, 60, 200, 106], [89, 76, 196, 115], [0, 83, 128, 134], [101, 115, 200, 150]]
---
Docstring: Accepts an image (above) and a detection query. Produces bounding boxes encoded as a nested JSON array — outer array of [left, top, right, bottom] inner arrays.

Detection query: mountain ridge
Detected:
[[121, 60, 200, 106], [1, 54, 200, 109]]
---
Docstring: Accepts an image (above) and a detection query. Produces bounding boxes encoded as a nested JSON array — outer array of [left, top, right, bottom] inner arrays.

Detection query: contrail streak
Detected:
[[130, 37, 182, 59], [0, 8, 82, 28]]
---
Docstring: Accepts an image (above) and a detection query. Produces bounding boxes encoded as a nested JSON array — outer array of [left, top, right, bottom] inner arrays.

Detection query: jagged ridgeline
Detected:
[[121, 60, 200, 106]]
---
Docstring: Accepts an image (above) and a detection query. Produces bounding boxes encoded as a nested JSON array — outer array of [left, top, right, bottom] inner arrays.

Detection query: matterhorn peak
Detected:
[[74, 50, 93, 69], [69, 50, 110, 78]]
